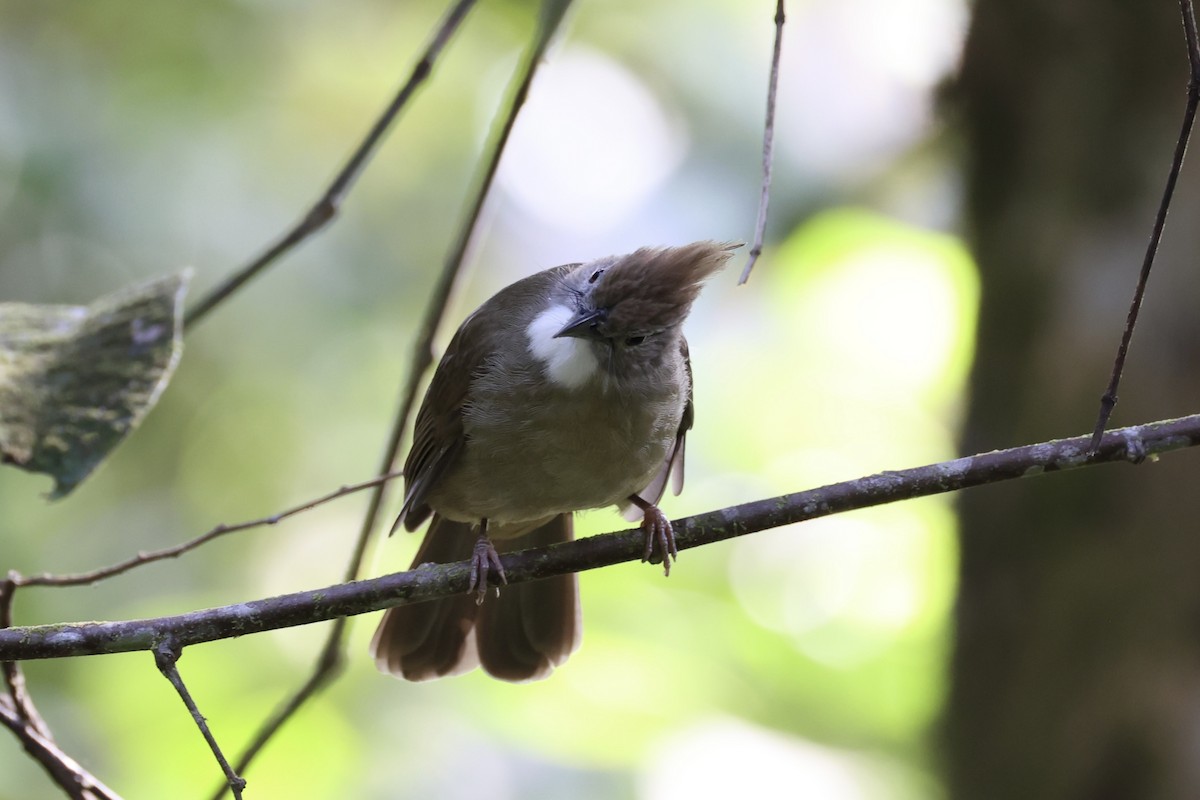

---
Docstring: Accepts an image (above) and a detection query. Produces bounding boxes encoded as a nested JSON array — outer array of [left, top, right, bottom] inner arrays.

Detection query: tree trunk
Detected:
[[948, 2, 1200, 798]]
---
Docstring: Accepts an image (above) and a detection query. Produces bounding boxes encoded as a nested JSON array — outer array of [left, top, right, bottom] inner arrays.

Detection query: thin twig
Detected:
[[210, 625, 343, 800], [1, 576, 50, 739], [153, 641, 245, 800], [182, 0, 479, 331], [1088, 0, 1200, 451], [215, 635, 342, 798], [6, 411, 1200, 663], [739, 0, 786, 285], [212, 4, 577, 794], [12, 471, 401, 589], [0, 697, 124, 800]]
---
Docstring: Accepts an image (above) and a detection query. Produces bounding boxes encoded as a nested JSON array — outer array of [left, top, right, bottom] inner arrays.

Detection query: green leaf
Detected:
[[0, 271, 190, 498]]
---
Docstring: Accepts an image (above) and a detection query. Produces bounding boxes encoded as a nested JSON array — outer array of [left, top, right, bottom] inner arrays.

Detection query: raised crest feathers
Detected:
[[589, 241, 739, 333]]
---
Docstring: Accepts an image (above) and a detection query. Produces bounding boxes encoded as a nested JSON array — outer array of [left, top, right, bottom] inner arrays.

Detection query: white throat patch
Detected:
[[526, 304, 601, 389]]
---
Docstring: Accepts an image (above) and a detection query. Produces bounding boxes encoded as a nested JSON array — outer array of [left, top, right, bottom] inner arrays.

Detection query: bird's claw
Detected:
[[468, 536, 506, 605], [639, 505, 677, 576]]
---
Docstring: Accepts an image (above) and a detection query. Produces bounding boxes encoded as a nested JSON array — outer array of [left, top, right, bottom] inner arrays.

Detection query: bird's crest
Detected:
[[591, 241, 738, 332]]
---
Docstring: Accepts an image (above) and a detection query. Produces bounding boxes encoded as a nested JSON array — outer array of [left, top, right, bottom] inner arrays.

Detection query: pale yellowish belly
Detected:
[[428, 384, 682, 526]]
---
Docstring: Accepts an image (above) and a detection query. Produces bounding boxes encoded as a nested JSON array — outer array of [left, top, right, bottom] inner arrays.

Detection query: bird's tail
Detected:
[[370, 513, 580, 682]]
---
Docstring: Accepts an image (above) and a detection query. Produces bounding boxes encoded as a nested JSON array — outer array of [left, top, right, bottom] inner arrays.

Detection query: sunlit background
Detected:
[[0, 1, 973, 798]]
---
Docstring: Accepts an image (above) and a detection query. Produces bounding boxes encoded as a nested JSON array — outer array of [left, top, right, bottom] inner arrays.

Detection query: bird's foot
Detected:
[[468, 535, 507, 605], [638, 504, 677, 577]]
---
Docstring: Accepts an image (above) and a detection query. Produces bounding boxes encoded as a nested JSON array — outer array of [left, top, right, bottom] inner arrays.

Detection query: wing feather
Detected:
[[394, 266, 576, 533], [625, 337, 694, 519]]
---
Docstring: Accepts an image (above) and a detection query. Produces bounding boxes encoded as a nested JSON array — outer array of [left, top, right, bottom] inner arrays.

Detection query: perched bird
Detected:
[[372, 241, 735, 681]]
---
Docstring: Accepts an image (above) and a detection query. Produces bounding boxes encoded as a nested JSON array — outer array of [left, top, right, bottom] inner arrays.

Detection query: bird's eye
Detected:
[[588, 269, 605, 284], [624, 335, 647, 346]]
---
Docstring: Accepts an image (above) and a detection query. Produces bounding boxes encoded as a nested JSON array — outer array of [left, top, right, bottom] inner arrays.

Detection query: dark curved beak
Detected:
[[554, 308, 607, 340]]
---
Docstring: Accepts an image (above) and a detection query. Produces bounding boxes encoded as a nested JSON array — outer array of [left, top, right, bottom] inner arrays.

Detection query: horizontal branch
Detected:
[[4, 413, 1200, 662]]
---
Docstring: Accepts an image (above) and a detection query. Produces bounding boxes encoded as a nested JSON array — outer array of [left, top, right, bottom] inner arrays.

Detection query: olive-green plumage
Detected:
[[372, 241, 734, 681]]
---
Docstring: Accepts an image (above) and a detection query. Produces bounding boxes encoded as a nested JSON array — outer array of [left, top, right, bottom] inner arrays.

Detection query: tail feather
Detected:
[[371, 516, 481, 680], [477, 514, 580, 681], [371, 513, 579, 682]]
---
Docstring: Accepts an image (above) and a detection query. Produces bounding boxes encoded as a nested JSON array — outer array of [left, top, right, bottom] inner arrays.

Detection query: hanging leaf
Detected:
[[0, 271, 190, 498]]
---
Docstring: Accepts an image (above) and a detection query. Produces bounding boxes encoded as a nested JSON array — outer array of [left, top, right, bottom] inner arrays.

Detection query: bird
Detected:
[[371, 240, 735, 682]]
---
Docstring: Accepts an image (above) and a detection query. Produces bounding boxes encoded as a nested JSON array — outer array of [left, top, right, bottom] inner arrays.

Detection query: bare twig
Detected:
[[6, 412, 1200, 663], [183, 0, 479, 331], [1, 576, 51, 739], [153, 641, 245, 800], [213, 3, 577, 794], [212, 634, 341, 800], [1089, 0, 1200, 451], [0, 697, 123, 800], [739, 0, 786, 285], [12, 471, 401, 589], [5, 470, 402, 800]]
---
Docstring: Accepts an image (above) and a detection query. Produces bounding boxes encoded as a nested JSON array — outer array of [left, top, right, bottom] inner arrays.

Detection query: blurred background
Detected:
[[2, 1, 1196, 799]]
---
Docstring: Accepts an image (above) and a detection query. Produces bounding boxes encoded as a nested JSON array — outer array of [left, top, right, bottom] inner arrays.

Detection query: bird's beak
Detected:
[[554, 308, 607, 340]]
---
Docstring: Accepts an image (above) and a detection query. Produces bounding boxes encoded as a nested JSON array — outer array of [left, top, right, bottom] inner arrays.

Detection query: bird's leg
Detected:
[[468, 518, 507, 604], [627, 495, 676, 576]]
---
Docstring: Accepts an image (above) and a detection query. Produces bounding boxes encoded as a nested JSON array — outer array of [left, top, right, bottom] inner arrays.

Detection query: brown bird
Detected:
[[371, 241, 734, 681]]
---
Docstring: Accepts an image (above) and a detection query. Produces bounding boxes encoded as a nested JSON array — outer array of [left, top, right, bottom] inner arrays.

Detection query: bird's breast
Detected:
[[429, 354, 685, 527]]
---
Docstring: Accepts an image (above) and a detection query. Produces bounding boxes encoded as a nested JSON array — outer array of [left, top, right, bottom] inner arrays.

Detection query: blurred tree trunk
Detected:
[[948, 1, 1200, 798]]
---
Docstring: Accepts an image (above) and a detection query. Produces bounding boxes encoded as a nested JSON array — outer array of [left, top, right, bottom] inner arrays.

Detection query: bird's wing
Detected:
[[396, 266, 576, 533], [395, 311, 483, 532], [670, 337, 694, 496], [627, 337, 693, 517]]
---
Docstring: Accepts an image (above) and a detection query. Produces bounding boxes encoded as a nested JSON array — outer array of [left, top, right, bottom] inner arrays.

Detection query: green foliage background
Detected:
[[0, 2, 971, 798]]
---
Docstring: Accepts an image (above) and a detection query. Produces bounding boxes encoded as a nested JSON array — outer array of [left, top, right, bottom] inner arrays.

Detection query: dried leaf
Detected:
[[0, 272, 190, 498]]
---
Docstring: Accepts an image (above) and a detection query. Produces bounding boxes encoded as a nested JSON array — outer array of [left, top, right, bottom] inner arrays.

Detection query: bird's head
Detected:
[[554, 241, 738, 348]]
